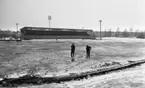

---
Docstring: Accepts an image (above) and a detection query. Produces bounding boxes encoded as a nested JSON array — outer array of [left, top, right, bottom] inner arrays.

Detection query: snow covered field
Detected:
[[1, 37, 145, 87], [19, 63, 145, 88]]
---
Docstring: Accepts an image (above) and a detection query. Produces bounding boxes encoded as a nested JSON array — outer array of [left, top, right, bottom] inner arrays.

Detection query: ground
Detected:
[[21, 63, 145, 88], [0, 37, 145, 87]]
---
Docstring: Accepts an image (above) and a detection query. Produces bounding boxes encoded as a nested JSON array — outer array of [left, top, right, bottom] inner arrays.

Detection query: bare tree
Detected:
[[129, 27, 133, 37], [122, 29, 129, 37], [135, 30, 140, 37], [105, 29, 112, 37], [115, 27, 120, 37], [104, 29, 107, 37]]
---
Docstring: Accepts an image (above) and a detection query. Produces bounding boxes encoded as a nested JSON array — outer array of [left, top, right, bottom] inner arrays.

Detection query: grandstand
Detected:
[[20, 27, 95, 40]]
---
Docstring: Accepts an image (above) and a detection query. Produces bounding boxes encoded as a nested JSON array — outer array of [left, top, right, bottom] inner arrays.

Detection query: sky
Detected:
[[0, 0, 145, 31]]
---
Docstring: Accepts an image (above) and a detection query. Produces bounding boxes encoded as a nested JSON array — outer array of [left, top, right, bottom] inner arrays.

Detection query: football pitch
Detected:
[[0, 38, 145, 79]]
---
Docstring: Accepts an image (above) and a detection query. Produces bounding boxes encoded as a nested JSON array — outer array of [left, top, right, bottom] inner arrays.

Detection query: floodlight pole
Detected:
[[48, 15, 51, 28], [99, 20, 102, 40], [16, 23, 18, 32], [16, 23, 19, 38], [49, 19, 50, 28]]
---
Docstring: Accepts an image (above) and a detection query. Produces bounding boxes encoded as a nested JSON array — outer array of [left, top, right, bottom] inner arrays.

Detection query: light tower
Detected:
[[16, 23, 19, 38], [16, 23, 18, 32], [99, 20, 102, 40], [48, 15, 51, 28], [16, 23, 19, 37]]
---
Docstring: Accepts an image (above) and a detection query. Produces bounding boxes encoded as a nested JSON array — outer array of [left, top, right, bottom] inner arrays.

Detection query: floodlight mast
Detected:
[[16, 23, 18, 32], [99, 20, 102, 40], [16, 23, 19, 38], [48, 16, 51, 28]]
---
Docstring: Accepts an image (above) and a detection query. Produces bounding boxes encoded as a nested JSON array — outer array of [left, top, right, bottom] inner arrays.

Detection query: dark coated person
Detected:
[[86, 45, 91, 58], [71, 43, 75, 58]]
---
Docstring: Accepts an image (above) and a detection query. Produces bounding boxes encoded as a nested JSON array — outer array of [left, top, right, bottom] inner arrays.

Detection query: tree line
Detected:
[[0, 29, 21, 39], [0, 28, 145, 39], [93, 28, 145, 39]]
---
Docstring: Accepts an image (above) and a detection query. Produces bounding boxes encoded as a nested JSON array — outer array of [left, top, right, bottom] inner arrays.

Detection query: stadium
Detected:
[[20, 27, 95, 40]]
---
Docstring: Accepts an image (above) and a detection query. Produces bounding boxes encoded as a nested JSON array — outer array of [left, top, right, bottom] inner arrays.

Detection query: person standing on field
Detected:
[[86, 45, 91, 58], [71, 43, 75, 58]]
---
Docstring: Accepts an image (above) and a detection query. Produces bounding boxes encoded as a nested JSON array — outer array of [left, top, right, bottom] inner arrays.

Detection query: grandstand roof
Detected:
[[20, 26, 93, 32]]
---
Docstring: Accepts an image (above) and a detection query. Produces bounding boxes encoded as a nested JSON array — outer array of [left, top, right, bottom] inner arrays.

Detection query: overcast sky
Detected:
[[0, 0, 145, 31]]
